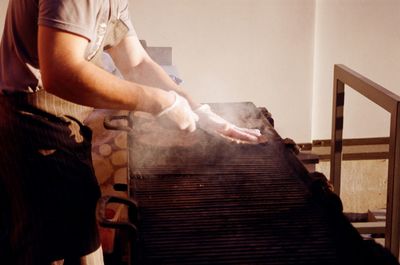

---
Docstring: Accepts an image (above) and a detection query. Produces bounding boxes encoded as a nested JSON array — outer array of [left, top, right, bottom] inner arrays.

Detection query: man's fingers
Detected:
[[187, 121, 197, 132], [194, 104, 262, 142], [220, 126, 259, 142], [179, 119, 197, 132], [234, 126, 261, 137]]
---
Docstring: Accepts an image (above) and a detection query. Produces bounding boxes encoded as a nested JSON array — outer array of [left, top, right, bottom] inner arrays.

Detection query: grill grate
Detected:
[[125, 103, 378, 265], [129, 141, 341, 265]]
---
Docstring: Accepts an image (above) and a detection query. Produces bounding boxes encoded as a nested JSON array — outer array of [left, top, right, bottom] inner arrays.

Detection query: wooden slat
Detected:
[[318, 152, 388, 161], [313, 137, 390, 147], [353, 221, 385, 234]]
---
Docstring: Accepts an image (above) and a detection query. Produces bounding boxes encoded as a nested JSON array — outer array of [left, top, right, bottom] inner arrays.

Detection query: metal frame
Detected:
[[330, 64, 400, 258]]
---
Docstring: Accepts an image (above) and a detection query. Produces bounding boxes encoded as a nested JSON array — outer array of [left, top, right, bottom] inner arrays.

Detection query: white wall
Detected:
[[0, 0, 317, 142], [312, 0, 400, 140], [2, 1, 398, 142], [129, 0, 316, 142]]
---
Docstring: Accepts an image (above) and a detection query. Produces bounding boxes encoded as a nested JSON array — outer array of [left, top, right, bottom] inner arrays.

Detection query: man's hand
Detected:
[[195, 104, 261, 142], [156, 91, 199, 132]]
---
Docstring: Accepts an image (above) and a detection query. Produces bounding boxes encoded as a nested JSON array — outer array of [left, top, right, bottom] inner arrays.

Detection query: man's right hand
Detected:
[[156, 91, 199, 132]]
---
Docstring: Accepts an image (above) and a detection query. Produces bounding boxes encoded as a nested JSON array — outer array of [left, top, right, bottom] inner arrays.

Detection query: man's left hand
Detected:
[[194, 104, 261, 142]]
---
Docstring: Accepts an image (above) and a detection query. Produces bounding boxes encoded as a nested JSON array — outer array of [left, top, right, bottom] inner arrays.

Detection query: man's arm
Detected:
[[38, 26, 174, 114], [39, 26, 260, 141], [106, 35, 201, 109], [106, 35, 261, 142]]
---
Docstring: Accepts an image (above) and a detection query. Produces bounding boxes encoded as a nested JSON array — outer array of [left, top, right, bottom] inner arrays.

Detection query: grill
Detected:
[[99, 102, 396, 265]]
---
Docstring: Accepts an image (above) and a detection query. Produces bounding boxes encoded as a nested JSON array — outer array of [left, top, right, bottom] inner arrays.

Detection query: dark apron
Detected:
[[0, 0, 129, 264]]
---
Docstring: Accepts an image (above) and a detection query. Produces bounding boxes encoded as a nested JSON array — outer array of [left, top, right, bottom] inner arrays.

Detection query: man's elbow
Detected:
[[40, 59, 86, 96], [40, 66, 74, 97], [41, 69, 63, 95]]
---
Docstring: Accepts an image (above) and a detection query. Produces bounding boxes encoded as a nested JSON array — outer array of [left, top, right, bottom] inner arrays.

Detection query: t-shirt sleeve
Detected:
[[38, 0, 99, 42]]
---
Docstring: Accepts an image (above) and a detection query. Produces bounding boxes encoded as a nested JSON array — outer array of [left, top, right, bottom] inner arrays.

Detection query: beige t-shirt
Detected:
[[0, 0, 134, 93]]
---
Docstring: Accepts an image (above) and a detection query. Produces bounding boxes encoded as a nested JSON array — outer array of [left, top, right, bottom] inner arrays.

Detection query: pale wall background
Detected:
[[312, 0, 400, 140], [1, 0, 399, 143], [128, 0, 315, 142]]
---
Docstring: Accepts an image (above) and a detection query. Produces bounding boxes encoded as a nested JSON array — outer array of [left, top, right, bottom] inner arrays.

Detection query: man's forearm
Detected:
[[45, 60, 173, 114], [107, 36, 201, 110], [119, 57, 201, 109], [38, 26, 174, 114]]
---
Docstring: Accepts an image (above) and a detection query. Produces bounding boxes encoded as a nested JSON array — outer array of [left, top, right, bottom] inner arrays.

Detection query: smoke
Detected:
[[127, 103, 275, 172], [99, 51, 275, 171]]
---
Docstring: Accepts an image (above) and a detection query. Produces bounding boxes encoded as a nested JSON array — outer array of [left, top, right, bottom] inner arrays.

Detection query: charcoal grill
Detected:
[[99, 102, 397, 265]]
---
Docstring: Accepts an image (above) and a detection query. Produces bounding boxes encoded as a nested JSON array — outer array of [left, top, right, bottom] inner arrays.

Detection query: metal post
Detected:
[[386, 103, 400, 257], [330, 64, 400, 258], [330, 76, 345, 195]]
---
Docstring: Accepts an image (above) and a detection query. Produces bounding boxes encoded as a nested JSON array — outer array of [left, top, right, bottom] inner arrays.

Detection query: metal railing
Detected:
[[330, 64, 400, 258]]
